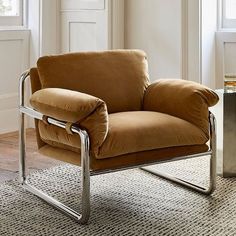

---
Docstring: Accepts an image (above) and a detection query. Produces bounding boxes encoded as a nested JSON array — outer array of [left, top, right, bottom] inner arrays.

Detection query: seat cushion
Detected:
[[97, 111, 208, 159], [38, 111, 209, 159]]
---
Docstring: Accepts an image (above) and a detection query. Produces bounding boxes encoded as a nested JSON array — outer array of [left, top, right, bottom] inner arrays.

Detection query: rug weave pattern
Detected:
[[1, 157, 236, 236]]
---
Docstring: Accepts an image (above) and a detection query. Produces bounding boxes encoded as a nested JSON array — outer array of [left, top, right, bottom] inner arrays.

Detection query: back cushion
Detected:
[[37, 50, 150, 113]]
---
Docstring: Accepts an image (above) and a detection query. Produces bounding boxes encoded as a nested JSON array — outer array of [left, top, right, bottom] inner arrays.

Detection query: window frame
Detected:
[[0, 0, 25, 27], [221, 0, 236, 29]]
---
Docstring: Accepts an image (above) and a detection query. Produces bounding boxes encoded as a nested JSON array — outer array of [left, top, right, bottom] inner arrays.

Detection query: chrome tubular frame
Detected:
[[19, 70, 90, 224], [140, 113, 217, 195], [19, 70, 217, 224]]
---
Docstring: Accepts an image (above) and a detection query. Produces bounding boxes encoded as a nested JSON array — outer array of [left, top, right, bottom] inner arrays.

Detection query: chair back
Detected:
[[36, 50, 149, 113]]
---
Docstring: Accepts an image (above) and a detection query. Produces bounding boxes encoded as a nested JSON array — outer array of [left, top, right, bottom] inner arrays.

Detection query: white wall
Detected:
[[201, 0, 217, 88], [0, 0, 60, 133], [0, 29, 29, 134], [187, 0, 201, 83], [125, 0, 182, 81]]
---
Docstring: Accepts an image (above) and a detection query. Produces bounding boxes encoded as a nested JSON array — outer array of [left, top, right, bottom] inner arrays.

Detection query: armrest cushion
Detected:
[[30, 88, 107, 123], [30, 88, 108, 155], [143, 79, 219, 136]]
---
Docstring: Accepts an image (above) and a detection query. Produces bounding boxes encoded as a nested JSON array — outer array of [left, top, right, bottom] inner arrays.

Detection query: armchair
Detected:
[[19, 50, 218, 224]]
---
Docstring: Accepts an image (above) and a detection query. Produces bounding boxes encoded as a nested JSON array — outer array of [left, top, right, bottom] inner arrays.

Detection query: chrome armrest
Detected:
[[18, 70, 87, 135]]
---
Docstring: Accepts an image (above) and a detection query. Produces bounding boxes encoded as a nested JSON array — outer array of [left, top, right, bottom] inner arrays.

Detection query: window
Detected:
[[0, 0, 24, 26], [225, 0, 236, 18], [222, 0, 236, 28]]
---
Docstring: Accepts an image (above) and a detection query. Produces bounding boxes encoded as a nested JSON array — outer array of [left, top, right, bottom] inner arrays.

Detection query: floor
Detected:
[[0, 129, 61, 182]]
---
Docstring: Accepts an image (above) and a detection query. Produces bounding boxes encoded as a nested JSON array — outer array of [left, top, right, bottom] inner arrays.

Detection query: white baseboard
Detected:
[[0, 108, 19, 134], [0, 93, 18, 134], [0, 93, 18, 110], [0, 93, 33, 134]]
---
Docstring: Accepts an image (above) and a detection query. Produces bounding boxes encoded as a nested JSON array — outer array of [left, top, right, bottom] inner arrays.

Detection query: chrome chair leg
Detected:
[[20, 123, 90, 224], [19, 109, 91, 224], [140, 113, 217, 195], [19, 70, 91, 223], [140, 153, 215, 195]]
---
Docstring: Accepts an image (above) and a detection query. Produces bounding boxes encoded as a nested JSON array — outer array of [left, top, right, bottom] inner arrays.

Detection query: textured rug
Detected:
[[0, 156, 236, 236]]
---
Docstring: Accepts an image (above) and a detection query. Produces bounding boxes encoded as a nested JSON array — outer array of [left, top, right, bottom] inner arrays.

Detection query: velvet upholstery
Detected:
[[30, 88, 108, 156], [98, 111, 208, 159], [39, 144, 209, 172], [30, 68, 45, 149], [30, 88, 108, 124], [29, 50, 219, 170], [36, 50, 149, 113], [38, 111, 208, 159], [144, 79, 219, 136]]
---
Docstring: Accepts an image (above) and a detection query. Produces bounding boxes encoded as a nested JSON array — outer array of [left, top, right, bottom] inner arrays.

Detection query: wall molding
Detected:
[[40, 0, 60, 55], [61, 0, 105, 11], [27, 0, 60, 128], [28, 0, 60, 66], [181, 0, 217, 88], [199, 0, 203, 85], [60, 9, 108, 53], [109, 0, 124, 49], [201, 0, 217, 88], [181, 0, 188, 81], [60, 0, 124, 52], [0, 93, 18, 110]]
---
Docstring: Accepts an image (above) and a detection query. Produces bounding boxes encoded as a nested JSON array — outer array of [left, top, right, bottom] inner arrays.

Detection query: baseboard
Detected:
[[0, 93, 17, 110], [0, 108, 19, 134], [0, 93, 25, 134]]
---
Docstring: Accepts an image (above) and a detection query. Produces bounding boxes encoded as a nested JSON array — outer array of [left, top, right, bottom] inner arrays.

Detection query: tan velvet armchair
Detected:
[[19, 50, 219, 224]]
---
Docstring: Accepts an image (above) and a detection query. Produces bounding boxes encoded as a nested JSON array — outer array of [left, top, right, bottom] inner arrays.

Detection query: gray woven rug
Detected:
[[1, 156, 236, 236]]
